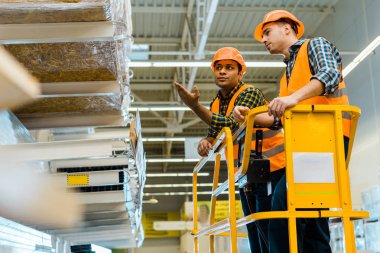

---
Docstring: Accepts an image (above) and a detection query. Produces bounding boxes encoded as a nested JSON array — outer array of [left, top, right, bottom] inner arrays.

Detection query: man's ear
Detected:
[[238, 71, 244, 81], [283, 23, 292, 36]]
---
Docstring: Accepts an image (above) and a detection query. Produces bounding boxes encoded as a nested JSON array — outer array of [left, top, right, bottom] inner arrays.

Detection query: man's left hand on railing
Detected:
[[268, 96, 298, 118], [234, 106, 276, 128], [233, 105, 250, 122], [197, 137, 215, 157]]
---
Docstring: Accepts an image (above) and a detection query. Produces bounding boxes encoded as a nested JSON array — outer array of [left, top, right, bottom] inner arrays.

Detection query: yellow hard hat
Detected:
[[254, 10, 304, 41], [211, 47, 246, 74]]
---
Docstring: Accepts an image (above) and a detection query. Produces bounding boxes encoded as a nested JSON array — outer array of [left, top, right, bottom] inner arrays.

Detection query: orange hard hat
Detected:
[[254, 10, 304, 41], [211, 47, 247, 74]]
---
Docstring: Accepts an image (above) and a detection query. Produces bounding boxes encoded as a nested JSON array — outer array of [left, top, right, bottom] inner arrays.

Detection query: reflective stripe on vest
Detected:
[[263, 143, 285, 158], [251, 129, 282, 140], [210, 84, 285, 172], [279, 39, 351, 137]]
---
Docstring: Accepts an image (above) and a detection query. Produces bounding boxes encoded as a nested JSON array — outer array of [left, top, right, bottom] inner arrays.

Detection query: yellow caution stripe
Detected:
[[67, 174, 89, 186]]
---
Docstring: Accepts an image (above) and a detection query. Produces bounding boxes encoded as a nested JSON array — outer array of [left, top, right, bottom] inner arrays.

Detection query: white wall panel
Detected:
[[314, 0, 380, 207]]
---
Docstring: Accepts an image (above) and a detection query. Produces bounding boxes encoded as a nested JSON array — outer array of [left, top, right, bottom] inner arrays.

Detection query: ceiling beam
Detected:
[[163, 132, 175, 173], [182, 0, 196, 48], [177, 0, 219, 124], [132, 78, 279, 83], [195, 0, 219, 59], [128, 60, 285, 68], [309, 0, 340, 35], [173, 0, 195, 128], [132, 50, 269, 56], [141, 120, 204, 133], [132, 101, 208, 105], [180, 118, 202, 129], [131, 82, 277, 90], [142, 127, 183, 133], [132, 6, 187, 13], [218, 6, 334, 14], [139, 40, 359, 51], [134, 36, 258, 45], [131, 6, 334, 14], [130, 50, 357, 56], [132, 92, 170, 126]]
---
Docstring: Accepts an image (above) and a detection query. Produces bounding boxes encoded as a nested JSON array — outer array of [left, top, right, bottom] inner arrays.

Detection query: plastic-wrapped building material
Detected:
[[43, 117, 145, 248], [4, 42, 119, 82], [0, 0, 133, 32], [330, 185, 380, 251], [0, 0, 134, 127], [0, 0, 144, 249], [0, 110, 34, 144], [3, 40, 132, 87], [127, 112, 145, 244], [329, 220, 366, 251], [361, 186, 380, 251]]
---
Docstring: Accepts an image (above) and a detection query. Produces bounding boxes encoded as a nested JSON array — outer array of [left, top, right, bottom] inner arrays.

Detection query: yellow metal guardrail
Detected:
[[192, 105, 369, 253]]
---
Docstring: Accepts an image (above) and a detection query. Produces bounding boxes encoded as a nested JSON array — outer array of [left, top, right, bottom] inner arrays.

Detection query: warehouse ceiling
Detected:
[[129, 0, 352, 212]]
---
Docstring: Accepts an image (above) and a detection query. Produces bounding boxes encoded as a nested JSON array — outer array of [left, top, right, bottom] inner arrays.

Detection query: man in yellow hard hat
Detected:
[[175, 47, 285, 253], [234, 9, 350, 253]]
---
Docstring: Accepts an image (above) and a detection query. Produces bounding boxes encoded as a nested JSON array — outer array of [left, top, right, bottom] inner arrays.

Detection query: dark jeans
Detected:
[[240, 169, 284, 253], [268, 173, 331, 253], [268, 137, 349, 253]]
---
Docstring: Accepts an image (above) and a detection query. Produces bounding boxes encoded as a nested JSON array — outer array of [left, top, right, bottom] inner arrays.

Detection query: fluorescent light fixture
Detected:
[[129, 44, 149, 61], [142, 137, 187, 142], [142, 198, 159, 204], [129, 106, 191, 112], [343, 36, 380, 76], [245, 62, 285, 67], [147, 158, 199, 163], [146, 172, 209, 177], [145, 183, 213, 188], [129, 61, 285, 68], [144, 191, 239, 196]]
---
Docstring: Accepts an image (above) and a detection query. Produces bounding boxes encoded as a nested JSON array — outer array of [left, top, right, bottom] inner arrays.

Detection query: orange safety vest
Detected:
[[211, 84, 285, 172], [279, 39, 351, 137]]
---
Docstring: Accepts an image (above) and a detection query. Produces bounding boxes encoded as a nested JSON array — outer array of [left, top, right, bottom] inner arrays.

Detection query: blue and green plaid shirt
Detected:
[[207, 81, 266, 138], [285, 37, 343, 94]]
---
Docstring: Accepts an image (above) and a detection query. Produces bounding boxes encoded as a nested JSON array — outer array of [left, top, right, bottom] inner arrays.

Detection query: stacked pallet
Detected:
[[0, 0, 146, 250], [0, 0, 133, 128]]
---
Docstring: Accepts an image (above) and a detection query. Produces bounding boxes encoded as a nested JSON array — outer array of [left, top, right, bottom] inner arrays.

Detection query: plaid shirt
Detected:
[[285, 38, 343, 94], [207, 81, 266, 138]]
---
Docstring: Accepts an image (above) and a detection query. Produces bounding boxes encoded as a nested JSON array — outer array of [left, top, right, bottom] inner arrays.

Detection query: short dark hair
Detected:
[[277, 18, 299, 35]]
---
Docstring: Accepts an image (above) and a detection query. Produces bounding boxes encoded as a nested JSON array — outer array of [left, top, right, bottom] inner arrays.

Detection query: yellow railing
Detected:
[[192, 105, 369, 253]]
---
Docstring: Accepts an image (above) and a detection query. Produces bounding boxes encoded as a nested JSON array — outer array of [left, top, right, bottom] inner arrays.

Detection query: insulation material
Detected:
[[4, 42, 118, 83], [0, 0, 133, 31], [6, 40, 132, 116], [1, 0, 133, 119], [14, 95, 122, 115]]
